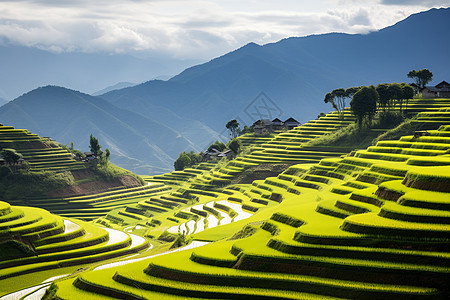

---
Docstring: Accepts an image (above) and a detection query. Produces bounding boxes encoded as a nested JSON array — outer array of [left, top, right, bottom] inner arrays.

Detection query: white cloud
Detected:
[[0, 0, 446, 60]]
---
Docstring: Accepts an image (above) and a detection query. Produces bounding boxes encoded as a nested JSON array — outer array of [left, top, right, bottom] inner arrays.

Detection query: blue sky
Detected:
[[0, 0, 447, 60]]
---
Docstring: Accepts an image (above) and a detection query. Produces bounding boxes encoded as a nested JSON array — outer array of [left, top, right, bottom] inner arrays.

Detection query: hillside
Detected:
[[1, 96, 450, 298], [101, 8, 450, 131], [0, 123, 144, 201], [39, 98, 450, 299], [0, 86, 217, 174]]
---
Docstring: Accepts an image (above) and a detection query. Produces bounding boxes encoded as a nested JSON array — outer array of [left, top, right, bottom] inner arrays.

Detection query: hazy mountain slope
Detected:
[[92, 82, 137, 96], [0, 86, 208, 174], [0, 97, 7, 107], [101, 8, 450, 131], [0, 45, 200, 100]]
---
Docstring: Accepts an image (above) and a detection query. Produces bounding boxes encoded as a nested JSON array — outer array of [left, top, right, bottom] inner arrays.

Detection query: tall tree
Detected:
[[226, 120, 240, 139], [324, 88, 359, 118], [400, 83, 415, 113], [345, 87, 360, 99], [388, 83, 403, 110], [89, 134, 102, 157], [407, 69, 433, 92], [324, 89, 345, 118], [376, 84, 390, 111], [350, 86, 378, 128]]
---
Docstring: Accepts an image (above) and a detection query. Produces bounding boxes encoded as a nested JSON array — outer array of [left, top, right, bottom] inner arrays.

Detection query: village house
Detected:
[[252, 117, 301, 135], [284, 117, 301, 130], [253, 119, 273, 135], [202, 148, 235, 162], [421, 81, 450, 98], [83, 152, 96, 161], [271, 118, 285, 130]]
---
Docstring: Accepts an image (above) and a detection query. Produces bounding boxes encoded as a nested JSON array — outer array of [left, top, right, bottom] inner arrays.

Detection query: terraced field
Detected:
[[0, 201, 149, 295], [2, 98, 450, 299], [41, 100, 450, 299], [0, 125, 85, 171], [99, 99, 450, 238]]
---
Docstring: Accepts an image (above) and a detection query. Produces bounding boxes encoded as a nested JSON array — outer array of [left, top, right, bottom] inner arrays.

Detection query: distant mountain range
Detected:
[[0, 45, 200, 100], [0, 7, 448, 175], [0, 86, 217, 174], [92, 82, 137, 96], [0, 97, 7, 106], [100, 8, 450, 131]]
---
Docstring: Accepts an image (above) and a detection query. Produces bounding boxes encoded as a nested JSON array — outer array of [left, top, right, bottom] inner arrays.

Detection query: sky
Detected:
[[0, 0, 448, 62]]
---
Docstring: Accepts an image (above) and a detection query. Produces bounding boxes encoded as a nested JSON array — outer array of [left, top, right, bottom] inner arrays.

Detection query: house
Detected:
[[284, 117, 301, 130], [202, 148, 222, 161], [218, 149, 235, 160], [421, 81, 450, 98], [253, 119, 273, 135], [202, 148, 235, 161], [83, 152, 96, 161], [271, 118, 285, 130]]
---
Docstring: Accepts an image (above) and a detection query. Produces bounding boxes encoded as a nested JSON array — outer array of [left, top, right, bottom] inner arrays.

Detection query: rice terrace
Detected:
[[0, 3, 450, 300]]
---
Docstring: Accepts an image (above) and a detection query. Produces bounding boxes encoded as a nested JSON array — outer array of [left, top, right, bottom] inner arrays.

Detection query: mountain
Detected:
[[1, 8, 448, 175], [0, 97, 7, 107], [0, 45, 201, 100], [92, 82, 137, 96], [101, 8, 450, 131], [0, 86, 217, 174]]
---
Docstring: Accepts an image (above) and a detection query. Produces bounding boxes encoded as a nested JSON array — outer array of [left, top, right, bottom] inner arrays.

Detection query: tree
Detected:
[[350, 86, 378, 128], [241, 125, 253, 134], [345, 87, 360, 98], [388, 83, 403, 110], [1, 148, 22, 165], [174, 152, 191, 171], [324, 88, 358, 118], [226, 120, 240, 139], [227, 138, 242, 154], [187, 151, 202, 165], [324, 89, 345, 118], [89, 134, 102, 157], [324, 92, 338, 111], [400, 83, 415, 112], [407, 69, 433, 92], [0, 148, 23, 172], [376, 84, 390, 110]]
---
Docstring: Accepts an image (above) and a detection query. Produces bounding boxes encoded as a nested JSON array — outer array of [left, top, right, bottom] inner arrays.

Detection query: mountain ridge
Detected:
[[100, 7, 449, 132], [0, 86, 216, 174]]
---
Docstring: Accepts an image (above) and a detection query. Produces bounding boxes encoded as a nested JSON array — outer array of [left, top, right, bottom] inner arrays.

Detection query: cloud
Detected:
[[380, 0, 449, 5], [0, 1, 445, 60]]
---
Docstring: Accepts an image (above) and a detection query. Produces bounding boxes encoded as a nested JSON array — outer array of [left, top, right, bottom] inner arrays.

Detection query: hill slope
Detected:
[[101, 7, 450, 131], [0, 86, 217, 174]]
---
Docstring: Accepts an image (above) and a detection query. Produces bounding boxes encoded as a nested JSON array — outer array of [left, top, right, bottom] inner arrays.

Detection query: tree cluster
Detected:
[[174, 151, 202, 171], [1, 148, 23, 165], [376, 83, 415, 112], [0, 148, 25, 172]]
